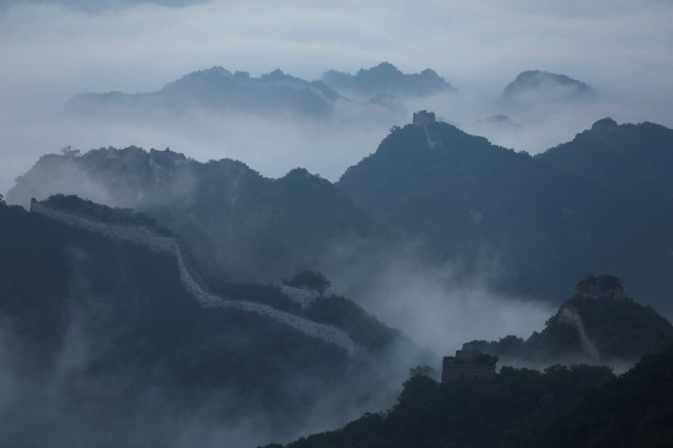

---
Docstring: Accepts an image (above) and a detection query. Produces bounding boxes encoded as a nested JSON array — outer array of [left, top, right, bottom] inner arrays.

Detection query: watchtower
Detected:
[[442, 350, 497, 382], [412, 110, 436, 128]]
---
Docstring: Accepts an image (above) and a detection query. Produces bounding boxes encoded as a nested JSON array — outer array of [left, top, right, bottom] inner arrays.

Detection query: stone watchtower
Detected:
[[442, 350, 498, 382], [412, 110, 440, 148], [412, 110, 436, 128]]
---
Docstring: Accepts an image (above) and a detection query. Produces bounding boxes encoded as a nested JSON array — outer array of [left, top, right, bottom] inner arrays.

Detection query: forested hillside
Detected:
[[275, 344, 673, 448], [0, 199, 409, 447]]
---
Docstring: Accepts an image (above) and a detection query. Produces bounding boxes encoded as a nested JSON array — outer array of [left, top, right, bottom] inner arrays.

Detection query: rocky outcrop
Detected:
[[31, 200, 356, 356]]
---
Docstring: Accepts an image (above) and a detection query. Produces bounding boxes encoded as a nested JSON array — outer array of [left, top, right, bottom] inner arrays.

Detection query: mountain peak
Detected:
[[509, 70, 590, 89], [591, 117, 619, 131], [70, 65, 339, 119], [264, 68, 287, 80], [503, 70, 595, 105], [368, 61, 401, 74], [184, 66, 233, 80], [575, 274, 626, 300], [207, 65, 231, 75], [322, 62, 453, 99]]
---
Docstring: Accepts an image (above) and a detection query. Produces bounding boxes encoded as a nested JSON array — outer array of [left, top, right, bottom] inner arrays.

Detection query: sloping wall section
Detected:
[[31, 200, 356, 356]]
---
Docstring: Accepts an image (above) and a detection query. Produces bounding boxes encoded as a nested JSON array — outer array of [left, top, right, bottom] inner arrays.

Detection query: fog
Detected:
[[0, 326, 359, 448], [0, 246, 413, 448], [324, 239, 555, 361], [1, 0, 672, 193], [1, 1, 671, 445]]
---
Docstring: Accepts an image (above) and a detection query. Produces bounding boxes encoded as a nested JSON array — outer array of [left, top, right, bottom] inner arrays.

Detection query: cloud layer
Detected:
[[0, 0, 671, 189]]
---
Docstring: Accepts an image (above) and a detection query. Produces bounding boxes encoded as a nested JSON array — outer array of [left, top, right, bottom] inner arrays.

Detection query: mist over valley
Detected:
[[1, 1, 673, 447]]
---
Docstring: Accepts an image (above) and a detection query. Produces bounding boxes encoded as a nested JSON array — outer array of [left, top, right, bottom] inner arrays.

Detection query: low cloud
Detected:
[[1, 0, 672, 193], [324, 241, 555, 362]]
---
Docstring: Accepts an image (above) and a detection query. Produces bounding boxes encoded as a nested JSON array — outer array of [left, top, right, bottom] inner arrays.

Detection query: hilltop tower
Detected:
[[442, 350, 497, 382], [412, 110, 436, 127]]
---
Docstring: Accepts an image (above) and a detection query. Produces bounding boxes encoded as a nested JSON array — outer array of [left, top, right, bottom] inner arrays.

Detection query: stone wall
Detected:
[[441, 350, 497, 382], [31, 201, 177, 254], [558, 304, 600, 360], [31, 200, 356, 356], [441, 363, 496, 382]]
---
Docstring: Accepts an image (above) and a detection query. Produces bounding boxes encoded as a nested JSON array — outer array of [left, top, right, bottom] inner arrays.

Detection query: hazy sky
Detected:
[[1, 0, 672, 193]]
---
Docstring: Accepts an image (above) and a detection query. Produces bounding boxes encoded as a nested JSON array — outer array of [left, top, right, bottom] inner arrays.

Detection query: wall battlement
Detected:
[[412, 110, 440, 148], [442, 350, 497, 382], [412, 110, 436, 127], [30, 200, 178, 254]]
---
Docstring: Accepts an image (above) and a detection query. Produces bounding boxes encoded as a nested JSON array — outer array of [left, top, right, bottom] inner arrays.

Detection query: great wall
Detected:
[[557, 304, 600, 360], [30, 200, 356, 356]]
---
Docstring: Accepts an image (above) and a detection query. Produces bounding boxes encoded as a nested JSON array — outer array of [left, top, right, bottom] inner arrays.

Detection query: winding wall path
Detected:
[[31, 201, 356, 356]]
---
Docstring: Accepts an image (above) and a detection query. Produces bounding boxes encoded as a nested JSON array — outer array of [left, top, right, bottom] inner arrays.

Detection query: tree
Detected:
[[410, 365, 438, 380], [0, 193, 5, 206], [60, 145, 81, 158], [284, 270, 331, 296]]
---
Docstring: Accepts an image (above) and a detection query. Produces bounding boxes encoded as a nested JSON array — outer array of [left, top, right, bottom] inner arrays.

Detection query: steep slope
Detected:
[[68, 66, 343, 119], [30, 197, 358, 355], [536, 118, 673, 211], [0, 198, 406, 447], [275, 365, 616, 448], [466, 275, 673, 367], [7, 147, 379, 284], [322, 62, 454, 100], [537, 344, 673, 448], [337, 112, 673, 310]]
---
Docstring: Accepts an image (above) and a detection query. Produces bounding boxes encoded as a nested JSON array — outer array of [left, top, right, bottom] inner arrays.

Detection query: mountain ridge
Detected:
[[69, 66, 345, 119], [336, 114, 673, 312], [7, 113, 673, 314], [465, 275, 673, 367], [322, 62, 454, 100]]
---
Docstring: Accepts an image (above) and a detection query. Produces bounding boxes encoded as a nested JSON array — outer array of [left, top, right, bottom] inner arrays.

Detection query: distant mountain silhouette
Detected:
[[501, 70, 596, 109], [322, 62, 454, 100], [69, 66, 344, 119]]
